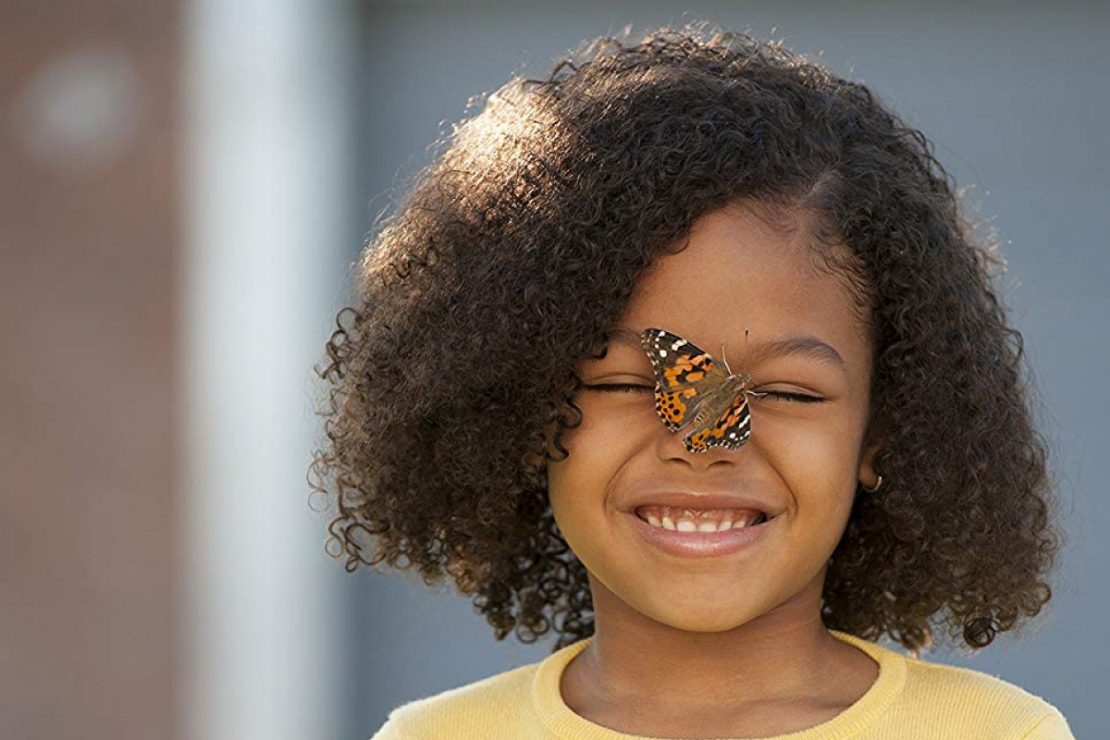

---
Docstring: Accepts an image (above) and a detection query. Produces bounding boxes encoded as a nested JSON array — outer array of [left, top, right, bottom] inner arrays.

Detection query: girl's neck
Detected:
[[560, 570, 878, 727]]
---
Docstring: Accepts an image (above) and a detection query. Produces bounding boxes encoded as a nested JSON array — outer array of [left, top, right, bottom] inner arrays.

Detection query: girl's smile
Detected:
[[622, 488, 783, 559], [624, 501, 779, 559]]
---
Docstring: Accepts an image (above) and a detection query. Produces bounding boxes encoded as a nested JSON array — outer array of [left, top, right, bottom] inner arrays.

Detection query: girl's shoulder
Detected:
[[369, 657, 545, 740], [892, 649, 1074, 738]]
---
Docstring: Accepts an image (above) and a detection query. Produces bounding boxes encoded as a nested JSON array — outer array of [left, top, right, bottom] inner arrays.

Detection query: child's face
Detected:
[[547, 200, 880, 634]]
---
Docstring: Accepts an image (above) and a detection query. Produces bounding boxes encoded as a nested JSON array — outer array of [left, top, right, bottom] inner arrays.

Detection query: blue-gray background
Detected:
[[344, 3, 1105, 738]]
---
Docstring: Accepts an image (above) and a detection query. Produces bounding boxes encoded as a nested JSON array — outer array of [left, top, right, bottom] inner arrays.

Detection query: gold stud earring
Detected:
[[861, 474, 883, 493]]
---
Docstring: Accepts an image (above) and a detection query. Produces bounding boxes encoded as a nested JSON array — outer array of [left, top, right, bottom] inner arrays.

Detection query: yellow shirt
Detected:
[[371, 628, 1074, 739]]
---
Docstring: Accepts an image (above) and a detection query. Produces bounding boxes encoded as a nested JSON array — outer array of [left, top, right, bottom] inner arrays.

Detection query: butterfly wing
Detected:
[[683, 391, 753, 453], [639, 327, 732, 433]]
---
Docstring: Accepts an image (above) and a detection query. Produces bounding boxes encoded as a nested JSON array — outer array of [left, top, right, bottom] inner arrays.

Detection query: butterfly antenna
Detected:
[[740, 326, 766, 396]]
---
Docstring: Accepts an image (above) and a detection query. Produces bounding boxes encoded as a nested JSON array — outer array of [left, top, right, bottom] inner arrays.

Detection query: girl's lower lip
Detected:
[[625, 510, 777, 559]]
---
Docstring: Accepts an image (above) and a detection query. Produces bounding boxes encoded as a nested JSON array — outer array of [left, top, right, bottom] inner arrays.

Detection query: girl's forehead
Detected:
[[632, 208, 864, 310]]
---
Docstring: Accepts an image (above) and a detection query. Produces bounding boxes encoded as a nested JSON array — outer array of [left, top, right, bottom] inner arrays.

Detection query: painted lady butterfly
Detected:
[[639, 327, 767, 454]]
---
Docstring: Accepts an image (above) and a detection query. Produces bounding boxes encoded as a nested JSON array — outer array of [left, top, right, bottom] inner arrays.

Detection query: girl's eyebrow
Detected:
[[606, 325, 847, 373]]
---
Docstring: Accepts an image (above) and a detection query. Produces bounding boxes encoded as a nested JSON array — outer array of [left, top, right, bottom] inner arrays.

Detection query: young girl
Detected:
[[311, 23, 1074, 739]]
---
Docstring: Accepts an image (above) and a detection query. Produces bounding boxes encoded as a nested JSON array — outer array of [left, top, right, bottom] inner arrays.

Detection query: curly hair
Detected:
[[308, 22, 1065, 658]]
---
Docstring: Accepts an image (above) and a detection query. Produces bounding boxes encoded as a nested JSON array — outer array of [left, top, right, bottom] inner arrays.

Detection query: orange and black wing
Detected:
[[639, 327, 730, 433], [685, 391, 752, 453]]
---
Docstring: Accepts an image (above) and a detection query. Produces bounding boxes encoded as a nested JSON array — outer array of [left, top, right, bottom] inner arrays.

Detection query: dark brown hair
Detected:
[[309, 22, 1065, 657]]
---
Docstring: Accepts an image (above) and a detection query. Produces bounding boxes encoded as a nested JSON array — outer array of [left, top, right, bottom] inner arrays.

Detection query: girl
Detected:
[[311, 23, 1074, 739]]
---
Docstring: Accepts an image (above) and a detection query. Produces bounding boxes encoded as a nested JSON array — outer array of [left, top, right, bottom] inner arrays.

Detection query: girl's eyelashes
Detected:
[[750, 390, 825, 404], [582, 382, 653, 393], [582, 383, 825, 403]]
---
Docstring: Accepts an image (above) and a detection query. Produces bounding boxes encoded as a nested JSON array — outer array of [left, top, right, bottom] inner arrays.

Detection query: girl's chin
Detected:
[[619, 585, 768, 627], [643, 606, 765, 634]]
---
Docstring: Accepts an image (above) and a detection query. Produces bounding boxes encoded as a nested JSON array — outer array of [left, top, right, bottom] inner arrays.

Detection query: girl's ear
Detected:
[[857, 415, 883, 490], [858, 440, 882, 491]]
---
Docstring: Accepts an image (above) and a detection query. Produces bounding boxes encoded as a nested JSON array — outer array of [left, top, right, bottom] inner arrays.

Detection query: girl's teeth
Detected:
[[636, 505, 765, 532]]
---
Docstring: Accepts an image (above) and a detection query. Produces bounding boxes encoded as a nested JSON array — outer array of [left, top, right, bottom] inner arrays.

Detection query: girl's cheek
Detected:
[[548, 399, 642, 491], [565, 394, 624, 440], [582, 398, 657, 450]]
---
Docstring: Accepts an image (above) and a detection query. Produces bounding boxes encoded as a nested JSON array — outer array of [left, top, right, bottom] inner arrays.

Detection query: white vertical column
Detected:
[[180, 1, 353, 738]]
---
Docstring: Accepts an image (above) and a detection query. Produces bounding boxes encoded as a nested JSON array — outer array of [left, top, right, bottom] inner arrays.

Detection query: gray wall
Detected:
[[345, 3, 1107, 737]]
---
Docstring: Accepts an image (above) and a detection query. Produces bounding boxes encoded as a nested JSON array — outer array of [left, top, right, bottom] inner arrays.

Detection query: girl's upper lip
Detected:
[[623, 490, 779, 518]]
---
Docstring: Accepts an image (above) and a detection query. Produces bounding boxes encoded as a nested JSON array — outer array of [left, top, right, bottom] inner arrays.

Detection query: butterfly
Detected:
[[639, 327, 767, 454]]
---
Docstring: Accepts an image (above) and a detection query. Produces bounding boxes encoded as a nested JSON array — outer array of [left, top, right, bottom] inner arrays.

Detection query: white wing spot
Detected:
[[659, 350, 667, 357]]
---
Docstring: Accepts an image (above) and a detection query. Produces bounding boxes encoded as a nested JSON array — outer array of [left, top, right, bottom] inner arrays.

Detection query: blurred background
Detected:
[[1, 1, 1105, 739]]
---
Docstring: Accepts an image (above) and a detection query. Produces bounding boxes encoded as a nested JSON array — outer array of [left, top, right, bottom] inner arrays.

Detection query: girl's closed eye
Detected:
[[751, 389, 826, 404], [582, 381, 653, 393]]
